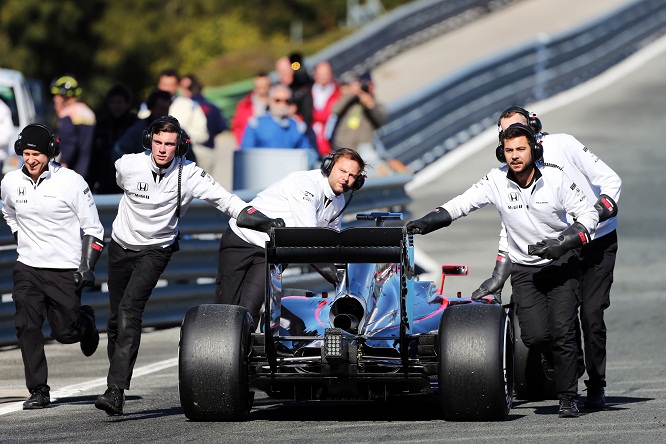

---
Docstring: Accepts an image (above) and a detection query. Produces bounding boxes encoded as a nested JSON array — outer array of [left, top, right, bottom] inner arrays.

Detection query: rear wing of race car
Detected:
[[264, 224, 416, 369]]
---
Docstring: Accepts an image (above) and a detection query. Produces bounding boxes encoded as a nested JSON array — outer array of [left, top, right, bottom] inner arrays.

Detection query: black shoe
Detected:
[[558, 395, 580, 418], [95, 385, 125, 416], [584, 385, 606, 409], [23, 389, 50, 410], [79, 305, 99, 357], [540, 353, 556, 381]]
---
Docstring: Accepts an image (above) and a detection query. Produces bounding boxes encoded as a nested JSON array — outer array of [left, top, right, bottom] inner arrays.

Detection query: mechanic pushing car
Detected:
[[407, 123, 599, 418], [94, 116, 284, 416], [215, 147, 366, 328], [473, 106, 620, 409]]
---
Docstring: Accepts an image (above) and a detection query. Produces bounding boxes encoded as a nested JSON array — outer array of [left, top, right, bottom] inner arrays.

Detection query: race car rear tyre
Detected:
[[438, 303, 513, 421], [512, 311, 557, 400], [179, 304, 254, 421]]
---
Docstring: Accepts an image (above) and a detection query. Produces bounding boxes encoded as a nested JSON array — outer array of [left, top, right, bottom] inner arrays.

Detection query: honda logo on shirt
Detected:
[[137, 182, 148, 191], [18, 187, 26, 196], [508, 192, 519, 202]]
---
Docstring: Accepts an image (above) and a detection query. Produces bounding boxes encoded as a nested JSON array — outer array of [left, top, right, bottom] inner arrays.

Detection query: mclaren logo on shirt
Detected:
[[137, 182, 149, 191], [302, 191, 314, 202]]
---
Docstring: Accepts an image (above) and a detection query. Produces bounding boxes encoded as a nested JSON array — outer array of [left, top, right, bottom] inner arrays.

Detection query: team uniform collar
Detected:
[[320, 171, 338, 200], [506, 162, 542, 189], [148, 151, 178, 176], [21, 161, 56, 186]]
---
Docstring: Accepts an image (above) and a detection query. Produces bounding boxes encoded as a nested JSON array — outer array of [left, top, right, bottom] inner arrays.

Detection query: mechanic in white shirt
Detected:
[[473, 106, 621, 409], [1, 124, 105, 410], [215, 147, 366, 328], [94, 116, 283, 416], [407, 123, 599, 418]]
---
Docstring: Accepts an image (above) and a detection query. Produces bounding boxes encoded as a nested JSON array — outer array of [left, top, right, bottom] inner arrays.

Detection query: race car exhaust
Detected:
[[329, 295, 365, 333], [332, 313, 359, 331]]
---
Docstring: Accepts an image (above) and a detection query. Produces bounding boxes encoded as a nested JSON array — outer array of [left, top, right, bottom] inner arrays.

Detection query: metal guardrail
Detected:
[[377, 0, 666, 173], [307, 0, 519, 78], [0, 174, 412, 346], [205, 0, 519, 116]]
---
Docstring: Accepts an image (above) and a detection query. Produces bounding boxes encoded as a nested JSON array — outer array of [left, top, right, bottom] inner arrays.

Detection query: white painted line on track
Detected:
[[0, 357, 178, 416], [407, 33, 666, 193]]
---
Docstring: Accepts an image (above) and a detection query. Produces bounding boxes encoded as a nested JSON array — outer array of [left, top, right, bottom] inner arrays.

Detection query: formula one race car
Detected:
[[178, 212, 513, 421]]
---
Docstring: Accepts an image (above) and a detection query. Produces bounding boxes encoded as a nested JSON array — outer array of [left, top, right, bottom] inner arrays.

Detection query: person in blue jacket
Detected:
[[240, 84, 317, 166]]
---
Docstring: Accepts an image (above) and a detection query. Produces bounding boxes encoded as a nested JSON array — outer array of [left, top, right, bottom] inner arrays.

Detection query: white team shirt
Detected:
[[442, 164, 599, 266], [497, 133, 622, 251], [1, 162, 104, 268], [230, 169, 344, 248], [112, 151, 247, 250], [540, 133, 621, 238]]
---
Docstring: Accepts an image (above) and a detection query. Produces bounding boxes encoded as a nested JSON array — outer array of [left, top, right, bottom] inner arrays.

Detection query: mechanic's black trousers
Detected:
[[511, 251, 581, 397], [13, 262, 82, 391], [215, 228, 265, 328], [105, 240, 173, 390], [578, 230, 618, 387]]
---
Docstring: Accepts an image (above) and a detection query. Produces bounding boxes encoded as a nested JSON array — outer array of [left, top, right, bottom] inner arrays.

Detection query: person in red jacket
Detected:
[[308, 61, 341, 157], [231, 72, 271, 146]]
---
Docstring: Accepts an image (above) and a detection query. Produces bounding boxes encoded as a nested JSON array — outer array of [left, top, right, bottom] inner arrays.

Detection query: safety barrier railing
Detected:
[[377, 0, 666, 172]]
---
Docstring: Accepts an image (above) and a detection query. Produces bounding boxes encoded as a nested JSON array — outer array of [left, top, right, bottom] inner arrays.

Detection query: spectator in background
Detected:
[[328, 71, 390, 175], [308, 61, 341, 157], [114, 89, 172, 158], [240, 85, 316, 166], [89, 83, 138, 194], [156, 69, 207, 161], [231, 71, 270, 145], [275, 56, 294, 89], [179, 74, 226, 173], [275, 53, 313, 123], [0, 98, 13, 176], [51, 75, 96, 179]]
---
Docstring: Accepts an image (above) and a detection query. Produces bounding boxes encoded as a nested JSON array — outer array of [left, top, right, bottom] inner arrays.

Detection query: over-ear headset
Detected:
[[14, 124, 61, 159], [142, 116, 190, 157], [496, 123, 543, 163], [497, 106, 542, 135], [320, 148, 365, 191]]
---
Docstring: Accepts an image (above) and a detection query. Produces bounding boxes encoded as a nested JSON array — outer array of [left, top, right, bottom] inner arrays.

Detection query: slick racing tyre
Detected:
[[179, 304, 254, 421], [438, 303, 513, 421]]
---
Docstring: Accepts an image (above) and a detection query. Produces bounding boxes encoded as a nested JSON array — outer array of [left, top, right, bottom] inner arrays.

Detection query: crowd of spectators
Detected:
[[36, 54, 396, 195]]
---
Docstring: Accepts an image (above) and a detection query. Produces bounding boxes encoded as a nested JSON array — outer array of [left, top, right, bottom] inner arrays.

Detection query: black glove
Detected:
[[594, 194, 618, 222], [528, 222, 590, 260], [74, 235, 105, 291], [472, 251, 511, 303], [406, 207, 452, 235], [236, 206, 286, 233]]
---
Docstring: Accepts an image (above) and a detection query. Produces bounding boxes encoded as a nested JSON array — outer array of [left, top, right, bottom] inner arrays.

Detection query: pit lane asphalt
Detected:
[[2, 2, 665, 442]]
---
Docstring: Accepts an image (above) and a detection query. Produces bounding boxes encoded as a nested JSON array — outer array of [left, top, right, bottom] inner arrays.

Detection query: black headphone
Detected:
[[496, 123, 543, 163], [497, 106, 542, 134], [14, 124, 61, 159], [320, 148, 365, 191], [142, 116, 190, 157]]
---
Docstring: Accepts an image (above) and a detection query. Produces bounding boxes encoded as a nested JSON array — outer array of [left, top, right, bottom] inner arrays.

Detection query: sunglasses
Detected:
[[273, 98, 290, 103]]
